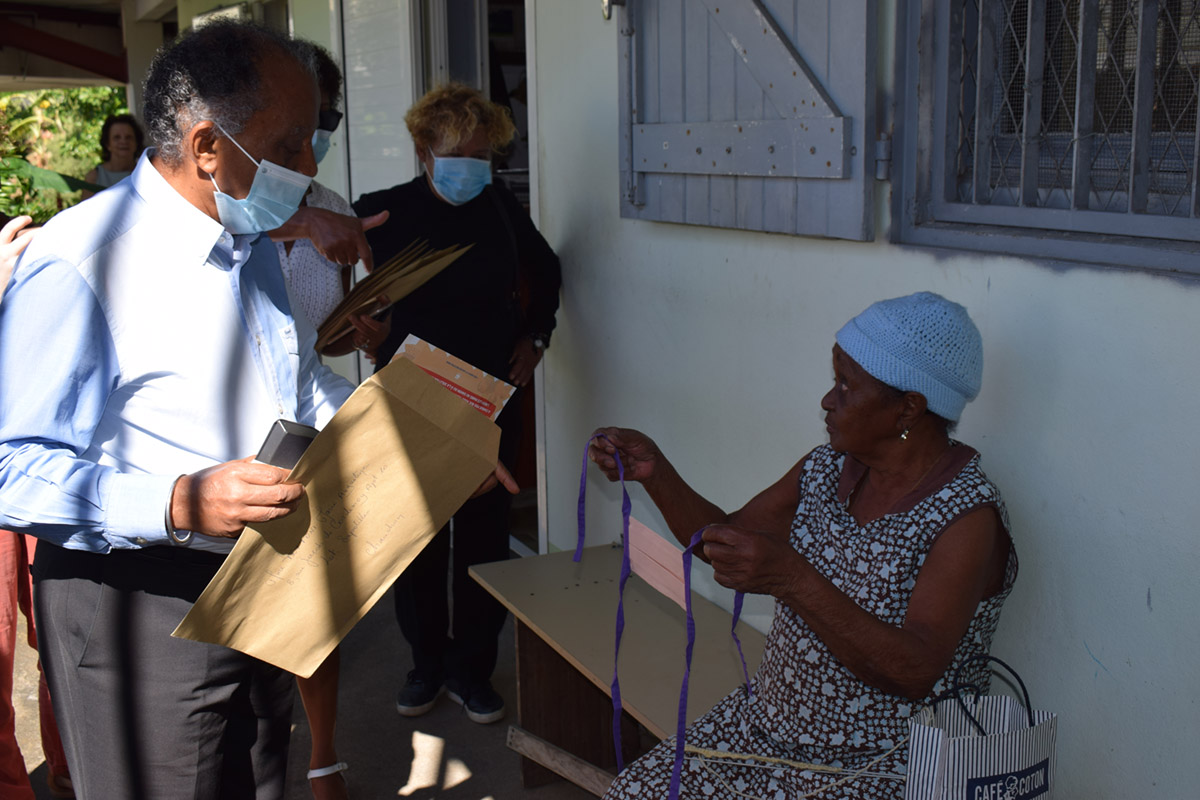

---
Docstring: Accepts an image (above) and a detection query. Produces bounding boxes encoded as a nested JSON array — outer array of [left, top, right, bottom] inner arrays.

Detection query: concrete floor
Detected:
[[13, 579, 596, 800]]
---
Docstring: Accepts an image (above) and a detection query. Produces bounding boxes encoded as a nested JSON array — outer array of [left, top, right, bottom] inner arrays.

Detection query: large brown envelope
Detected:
[[173, 357, 500, 677]]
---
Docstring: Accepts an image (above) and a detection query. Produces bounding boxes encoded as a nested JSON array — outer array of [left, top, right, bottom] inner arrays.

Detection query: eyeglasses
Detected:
[[318, 109, 344, 133]]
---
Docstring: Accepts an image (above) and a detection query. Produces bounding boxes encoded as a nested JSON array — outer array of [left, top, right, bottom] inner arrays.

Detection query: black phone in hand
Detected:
[[255, 420, 319, 469]]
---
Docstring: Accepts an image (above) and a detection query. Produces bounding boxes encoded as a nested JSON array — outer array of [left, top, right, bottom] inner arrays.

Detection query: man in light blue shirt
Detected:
[[0, 22, 390, 799]]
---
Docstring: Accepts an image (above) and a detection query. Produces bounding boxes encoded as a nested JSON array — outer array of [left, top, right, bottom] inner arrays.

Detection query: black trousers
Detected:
[[393, 393, 522, 687], [32, 543, 293, 800]]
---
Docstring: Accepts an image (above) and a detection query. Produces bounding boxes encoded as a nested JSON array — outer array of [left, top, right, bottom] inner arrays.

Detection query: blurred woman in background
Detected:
[[81, 114, 144, 199]]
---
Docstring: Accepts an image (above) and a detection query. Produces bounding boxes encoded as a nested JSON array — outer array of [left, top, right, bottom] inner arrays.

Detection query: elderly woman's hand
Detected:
[[701, 524, 799, 597], [588, 427, 663, 484]]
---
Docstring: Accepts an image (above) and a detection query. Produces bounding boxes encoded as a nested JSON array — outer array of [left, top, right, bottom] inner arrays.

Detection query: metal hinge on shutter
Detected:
[[874, 134, 891, 181]]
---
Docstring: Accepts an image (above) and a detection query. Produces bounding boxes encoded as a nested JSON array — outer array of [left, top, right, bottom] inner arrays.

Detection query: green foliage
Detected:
[[0, 85, 129, 222]]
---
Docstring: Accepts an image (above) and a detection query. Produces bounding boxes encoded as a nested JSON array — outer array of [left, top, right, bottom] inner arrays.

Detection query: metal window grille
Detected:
[[932, 0, 1200, 240]]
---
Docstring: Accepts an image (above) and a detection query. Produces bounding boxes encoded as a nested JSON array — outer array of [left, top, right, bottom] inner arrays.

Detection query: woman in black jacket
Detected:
[[353, 82, 561, 725]]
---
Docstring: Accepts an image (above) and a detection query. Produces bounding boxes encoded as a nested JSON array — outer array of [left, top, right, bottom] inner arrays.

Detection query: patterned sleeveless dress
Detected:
[[603, 444, 1018, 800]]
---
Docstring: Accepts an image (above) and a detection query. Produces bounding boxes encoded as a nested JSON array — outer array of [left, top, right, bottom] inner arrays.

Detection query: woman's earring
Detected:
[[900, 428, 909, 441]]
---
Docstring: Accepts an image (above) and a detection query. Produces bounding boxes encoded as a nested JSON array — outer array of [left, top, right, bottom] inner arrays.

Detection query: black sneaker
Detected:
[[395, 671, 443, 717], [445, 679, 505, 724]]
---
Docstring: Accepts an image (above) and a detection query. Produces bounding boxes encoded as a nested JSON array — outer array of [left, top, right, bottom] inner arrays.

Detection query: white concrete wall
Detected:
[[530, 1, 1200, 796]]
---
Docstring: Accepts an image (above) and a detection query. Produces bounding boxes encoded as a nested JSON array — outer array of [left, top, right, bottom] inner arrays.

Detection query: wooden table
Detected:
[[470, 545, 765, 791]]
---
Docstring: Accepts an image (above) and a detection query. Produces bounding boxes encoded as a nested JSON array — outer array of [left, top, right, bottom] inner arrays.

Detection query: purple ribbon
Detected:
[[577, 434, 753, 788], [578, 433, 633, 769], [669, 530, 753, 799]]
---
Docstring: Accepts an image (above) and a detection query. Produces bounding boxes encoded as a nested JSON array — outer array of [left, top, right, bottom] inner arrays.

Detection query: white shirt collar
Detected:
[[130, 149, 250, 271]]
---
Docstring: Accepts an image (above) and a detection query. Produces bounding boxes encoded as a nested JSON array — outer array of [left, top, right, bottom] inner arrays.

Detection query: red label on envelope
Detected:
[[391, 335, 516, 422]]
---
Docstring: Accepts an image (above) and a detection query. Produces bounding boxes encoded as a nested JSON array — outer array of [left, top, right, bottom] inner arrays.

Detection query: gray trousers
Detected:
[[32, 543, 293, 800]]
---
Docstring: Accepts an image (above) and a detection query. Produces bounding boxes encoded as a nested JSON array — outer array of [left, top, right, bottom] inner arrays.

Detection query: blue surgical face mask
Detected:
[[429, 148, 492, 206], [312, 129, 332, 165], [210, 123, 313, 234]]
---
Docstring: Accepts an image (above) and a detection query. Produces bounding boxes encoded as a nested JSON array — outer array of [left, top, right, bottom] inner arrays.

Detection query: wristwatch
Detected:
[[530, 334, 548, 352]]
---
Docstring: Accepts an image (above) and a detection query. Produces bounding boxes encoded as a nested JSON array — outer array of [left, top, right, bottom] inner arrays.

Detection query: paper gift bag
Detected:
[[173, 357, 500, 678], [906, 656, 1057, 800]]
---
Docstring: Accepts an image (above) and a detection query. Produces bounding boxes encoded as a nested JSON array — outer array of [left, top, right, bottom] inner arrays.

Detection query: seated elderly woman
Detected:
[[589, 292, 1017, 799]]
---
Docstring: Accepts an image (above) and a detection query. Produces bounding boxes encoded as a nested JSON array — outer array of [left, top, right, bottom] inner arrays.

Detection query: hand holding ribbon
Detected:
[[579, 432, 752, 792], [701, 524, 801, 598], [578, 432, 633, 769]]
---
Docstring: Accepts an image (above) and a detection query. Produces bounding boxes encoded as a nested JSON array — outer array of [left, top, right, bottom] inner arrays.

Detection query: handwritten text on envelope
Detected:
[[173, 357, 499, 677]]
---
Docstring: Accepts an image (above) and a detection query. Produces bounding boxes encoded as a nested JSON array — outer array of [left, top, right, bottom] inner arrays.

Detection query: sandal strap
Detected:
[[307, 761, 349, 780]]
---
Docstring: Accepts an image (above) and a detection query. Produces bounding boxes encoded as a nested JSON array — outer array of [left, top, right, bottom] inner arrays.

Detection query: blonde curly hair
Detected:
[[405, 82, 516, 155]]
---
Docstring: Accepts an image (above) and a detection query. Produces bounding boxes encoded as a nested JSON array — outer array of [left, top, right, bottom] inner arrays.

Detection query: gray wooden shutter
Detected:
[[617, 0, 876, 241]]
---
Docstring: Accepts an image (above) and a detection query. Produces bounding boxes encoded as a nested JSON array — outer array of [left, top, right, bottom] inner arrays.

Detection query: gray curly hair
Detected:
[[143, 20, 317, 166]]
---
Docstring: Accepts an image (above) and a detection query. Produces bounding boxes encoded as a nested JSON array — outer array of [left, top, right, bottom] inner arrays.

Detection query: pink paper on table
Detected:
[[628, 516, 686, 609]]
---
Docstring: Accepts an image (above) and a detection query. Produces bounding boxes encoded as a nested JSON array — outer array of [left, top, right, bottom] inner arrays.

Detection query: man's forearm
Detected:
[[0, 441, 177, 550]]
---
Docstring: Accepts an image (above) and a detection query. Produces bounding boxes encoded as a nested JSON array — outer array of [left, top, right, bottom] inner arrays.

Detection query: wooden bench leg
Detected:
[[514, 619, 641, 788], [506, 725, 615, 797]]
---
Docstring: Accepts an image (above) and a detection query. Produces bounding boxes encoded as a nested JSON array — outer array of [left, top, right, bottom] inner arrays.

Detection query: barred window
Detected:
[[898, 0, 1200, 271]]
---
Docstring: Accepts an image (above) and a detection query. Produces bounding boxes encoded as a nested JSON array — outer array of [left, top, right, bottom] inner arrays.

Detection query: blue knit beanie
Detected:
[[834, 292, 983, 422]]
